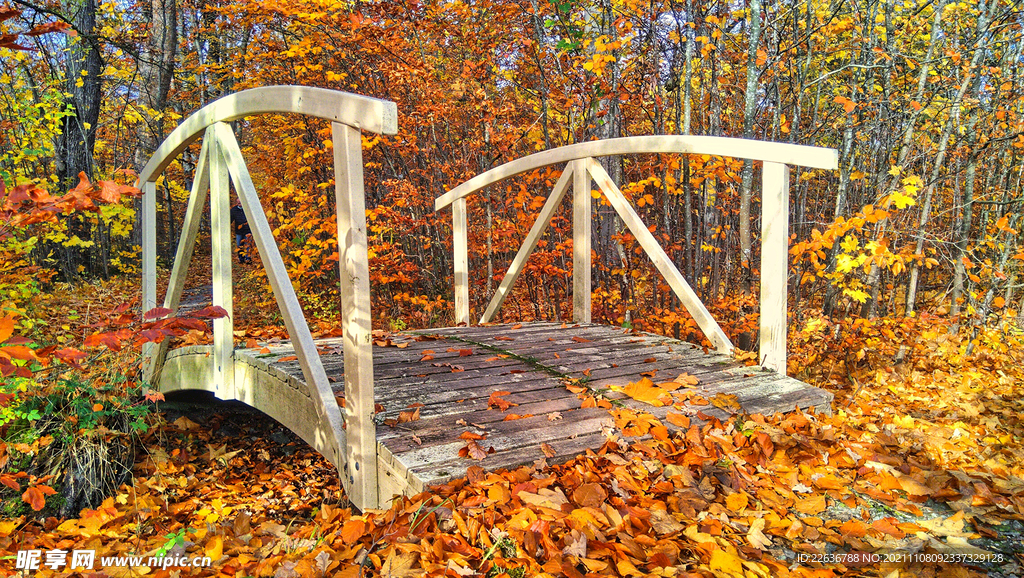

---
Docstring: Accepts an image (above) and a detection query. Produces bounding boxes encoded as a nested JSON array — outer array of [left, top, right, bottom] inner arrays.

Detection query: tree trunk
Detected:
[[736, 0, 761, 349], [905, 0, 994, 316], [54, 0, 103, 282]]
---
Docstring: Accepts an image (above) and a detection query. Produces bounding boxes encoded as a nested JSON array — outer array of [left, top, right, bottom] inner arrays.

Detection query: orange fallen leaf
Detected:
[[794, 493, 827, 515], [541, 443, 556, 458], [22, 485, 56, 511], [665, 412, 690, 428], [459, 440, 492, 460], [341, 519, 366, 544], [487, 390, 516, 411], [726, 492, 748, 512]]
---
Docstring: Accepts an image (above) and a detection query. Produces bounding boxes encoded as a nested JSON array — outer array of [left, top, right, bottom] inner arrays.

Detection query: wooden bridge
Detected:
[[139, 86, 838, 511]]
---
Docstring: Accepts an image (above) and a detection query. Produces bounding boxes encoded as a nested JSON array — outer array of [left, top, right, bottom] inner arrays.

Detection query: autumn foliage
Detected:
[[1, 0, 1023, 575]]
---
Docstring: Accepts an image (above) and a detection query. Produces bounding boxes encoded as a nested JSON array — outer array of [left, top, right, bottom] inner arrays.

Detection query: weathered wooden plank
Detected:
[[375, 395, 587, 441], [383, 405, 608, 454], [415, 431, 611, 488], [210, 322, 834, 506], [391, 411, 614, 471]]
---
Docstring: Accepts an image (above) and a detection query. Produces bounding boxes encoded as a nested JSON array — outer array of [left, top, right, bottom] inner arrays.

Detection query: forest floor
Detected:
[[3, 273, 1024, 578]]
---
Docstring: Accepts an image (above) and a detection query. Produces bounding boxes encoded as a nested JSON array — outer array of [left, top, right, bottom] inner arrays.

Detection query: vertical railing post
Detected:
[[760, 162, 790, 373], [333, 121, 379, 509], [209, 128, 235, 398], [453, 198, 470, 325], [144, 135, 213, 384], [141, 180, 158, 367], [572, 159, 591, 323]]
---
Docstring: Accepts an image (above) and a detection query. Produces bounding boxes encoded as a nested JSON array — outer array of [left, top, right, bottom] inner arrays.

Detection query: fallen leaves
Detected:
[[486, 390, 516, 412], [459, 440, 493, 460], [611, 377, 677, 406]]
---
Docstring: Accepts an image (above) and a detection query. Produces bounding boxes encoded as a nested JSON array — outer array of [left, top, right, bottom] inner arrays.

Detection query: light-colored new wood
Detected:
[[480, 166, 574, 323], [572, 159, 592, 323], [137, 87, 398, 186], [587, 159, 734, 354], [760, 162, 790, 373], [453, 198, 470, 326], [209, 130, 234, 400], [144, 135, 212, 383], [141, 181, 158, 370], [332, 121, 380, 509], [212, 122, 348, 488], [436, 135, 839, 210]]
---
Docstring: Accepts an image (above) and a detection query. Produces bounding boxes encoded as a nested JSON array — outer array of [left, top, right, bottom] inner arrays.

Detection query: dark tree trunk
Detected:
[[53, 0, 103, 281]]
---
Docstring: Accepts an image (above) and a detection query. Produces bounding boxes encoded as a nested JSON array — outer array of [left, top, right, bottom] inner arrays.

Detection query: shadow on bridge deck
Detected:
[[156, 322, 832, 503]]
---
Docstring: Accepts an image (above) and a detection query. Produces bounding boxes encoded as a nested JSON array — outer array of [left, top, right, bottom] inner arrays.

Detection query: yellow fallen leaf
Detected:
[[205, 535, 223, 560], [726, 492, 748, 512], [613, 377, 672, 406], [747, 518, 773, 550], [709, 548, 744, 576], [0, 519, 20, 537]]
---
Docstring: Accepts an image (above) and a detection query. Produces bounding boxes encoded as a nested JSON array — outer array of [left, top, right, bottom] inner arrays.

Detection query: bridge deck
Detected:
[[163, 322, 832, 500]]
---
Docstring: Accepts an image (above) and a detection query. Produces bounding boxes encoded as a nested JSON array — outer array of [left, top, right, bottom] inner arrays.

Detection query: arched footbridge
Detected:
[[139, 86, 837, 511]]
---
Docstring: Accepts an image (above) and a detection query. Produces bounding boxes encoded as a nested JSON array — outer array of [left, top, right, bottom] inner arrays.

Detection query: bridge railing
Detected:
[[138, 86, 397, 510], [434, 136, 838, 373]]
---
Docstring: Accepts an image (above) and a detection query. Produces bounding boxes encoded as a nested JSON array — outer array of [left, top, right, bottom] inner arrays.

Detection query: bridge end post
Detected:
[[453, 198, 470, 326], [759, 162, 790, 373], [209, 131, 236, 399], [572, 159, 592, 324], [333, 121, 379, 510], [141, 180, 158, 371]]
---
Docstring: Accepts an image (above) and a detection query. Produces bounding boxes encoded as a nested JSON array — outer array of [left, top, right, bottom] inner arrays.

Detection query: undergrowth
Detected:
[[0, 350, 157, 517]]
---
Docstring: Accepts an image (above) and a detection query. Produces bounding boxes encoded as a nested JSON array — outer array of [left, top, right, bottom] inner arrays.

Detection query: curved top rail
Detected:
[[435, 135, 838, 210], [137, 86, 398, 185]]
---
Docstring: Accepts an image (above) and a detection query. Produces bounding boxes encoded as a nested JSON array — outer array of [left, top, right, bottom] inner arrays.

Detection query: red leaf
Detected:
[[0, 474, 21, 491], [187, 306, 229, 319], [25, 21, 70, 36], [458, 349, 473, 357], [459, 440, 491, 460], [0, 8, 22, 22], [0, 345, 36, 361], [54, 348, 87, 368], [84, 332, 122, 351], [571, 336, 591, 343], [144, 307, 174, 320]]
